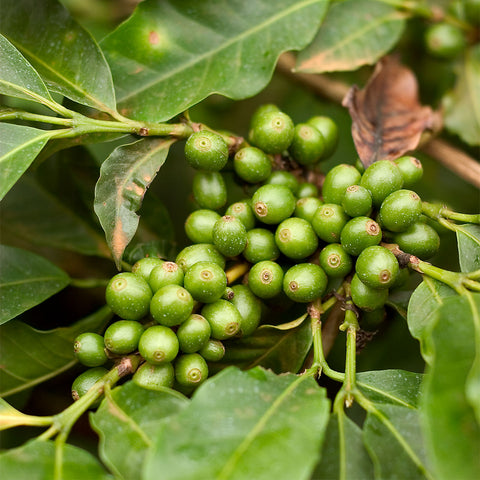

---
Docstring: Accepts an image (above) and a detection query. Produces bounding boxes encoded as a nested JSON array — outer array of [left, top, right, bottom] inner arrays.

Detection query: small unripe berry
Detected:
[[424, 23, 466, 59], [319, 243, 353, 278], [340, 216, 382, 256], [149, 261, 184, 292], [131, 257, 164, 281], [176, 243, 226, 272], [192, 171, 227, 210], [379, 189, 422, 232], [175, 353, 209, 388], [342, 185, 372, 217], [183, 261, 227, 303], [252, 184, 296, 225], [288, 123, 325, 165], [104, 320, 144, 355], [360, 160, 403, 207], [296, 182, 319, 199], [212, 215, 247, 257], [184, 209, 221, 244], [275, 217, 318, 260], [294, 197, 323, 223], [355, 246, 400, 289], [243, 228, 280, 263], [322, 164, 361, 205], [233, 147, 272, 184], [394, 156, 423, 187], [392, 222, 440, 260], [312, 203, 349, 243], [74, 332, 108, 367], [185, 130, 228, 171], [307, 116, 338, 158], [250, 111, 295, 154], [225, 201, 256, 230], [150, 284, 194, 327], [176, 314, 212, 353], [230, 284, 262, 336], [201, 299, 242, 340], [133, 362, 175, 390], [264, 171, 299, 194], [138, 325, 179, 364], [72, 367, 108, 402], [283, 263, 328, 303], [199, 339, 225, 362], [248, 260, 284, 299], [350, 274, 388, 311]]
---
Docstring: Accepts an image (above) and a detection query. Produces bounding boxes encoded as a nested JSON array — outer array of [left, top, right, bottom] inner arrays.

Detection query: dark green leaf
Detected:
[[313, 413, 374, 480], [102, 0, 329, 122], [144, 367, 330, 480], [0, 0, 116, 113], [1, 176, 110, 257], [296, 0, 406, 73], [0, 245, 70, 325], [0, 123, 56, 201], [407, 277, 457, 362], [421, 294, 480, 479], [90, 381, 188, 480], [0, 439, 112, 480], [0, 306, 112, 397], [444, 45, 480, 146], [94, 138, 175, 269], [456, 224, 480, 272]]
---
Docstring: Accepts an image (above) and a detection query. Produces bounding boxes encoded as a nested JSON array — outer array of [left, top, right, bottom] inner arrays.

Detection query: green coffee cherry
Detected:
[[234, 147, 272, 184], [264, 170, 299, 194], [252, 184, 296, 225], [138, 325, 179, 364], [319, 243, 353, 278], [250, 110, 295, 154], [248, 260, 284, 299], [105, 272, 152, 321], [192, 171, 227, 210], [150, 284, 194, 327], [322, 164, 362, 205], [185, 130, 228, 171], [294, 197, 323, 223], [379, 189, 422, 232], [225, 201, 256, 230], [355, 246, 400, 289], [360, 308, 386, 331], [230, 284, 262, 336], [72, 367, 108, 402], [425, 23, 466, 59], [312, 203, 350, 243], [392, 222, 440, 259], [275, 217, 318, 260], [175, 353, 209, 388], [176, 243, 226, 272], [296, 182, 319, 199], [350, 274, 388, 311], [243, 228, 280, 263], [74, 332, 108, 367], [176, 314, 212, 353], [342, 185, 372, 217], [184, 209, 221, 244], [183, 261, 227, 303], [360, 160, 404, 207], [149, 262, 184, 292], [340, 217, 382, 256], [283, 263, 328, 303], [131, 257, 164, 281], [104, 320, 144, 355], [199, 339, 225, 362], [201, 299, 242, 339], [250, 104, 280, 129], [394, 156, 423, 187], [288, 123, 325, 165], [355, 158, 366, 174], [306, 116, 338, 158], [212, 215, 247, 257], [133, 362, 175, 390]]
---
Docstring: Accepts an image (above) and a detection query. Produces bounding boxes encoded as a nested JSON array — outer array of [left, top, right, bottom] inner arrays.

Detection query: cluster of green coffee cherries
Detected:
[[72, 104, 440, 400]]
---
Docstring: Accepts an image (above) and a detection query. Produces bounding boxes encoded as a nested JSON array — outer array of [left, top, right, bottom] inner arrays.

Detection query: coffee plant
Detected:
[[1, 0, 479, 479]]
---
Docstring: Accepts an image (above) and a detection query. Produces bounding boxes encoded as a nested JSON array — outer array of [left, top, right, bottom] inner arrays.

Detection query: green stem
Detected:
[[422, 202, 480, 225], [69, 278, 109, 288], [3, 110, 74, 126], [467, 269, 480, 280], [341, 310, 358, 407], [225, 262, 250, 285], [440, 209, 480, 224], [464, 279, 480, 292]]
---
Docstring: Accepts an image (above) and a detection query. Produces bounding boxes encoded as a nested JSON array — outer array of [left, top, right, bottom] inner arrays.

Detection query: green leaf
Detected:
[[407, 277, 457, 363], [0, 245, 70, 325], [296, 0, 406, 73], [0, 306, 112, 397], [213, 317, 312, 374], [0, 0, 116, 113], [0, 123, 56, 201], [0, 439, 112, 480], [456, 224, 480, 272], [421, 294, 480, 479], [0, 34, 53, 106], [90, 381, 188, 480], [94, 138, 175, 269], [144, 367, 330, 480], [363, 403, 431, 480], [443, 45, 480, 146], [102, 0, 329, 122], [1, 176, 110, 258], [313, 413, 374, 480]]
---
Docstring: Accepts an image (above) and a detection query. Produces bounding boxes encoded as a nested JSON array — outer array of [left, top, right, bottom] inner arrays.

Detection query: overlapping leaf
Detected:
[[456, 224, 480, 272], [101, 0, 329, 122]]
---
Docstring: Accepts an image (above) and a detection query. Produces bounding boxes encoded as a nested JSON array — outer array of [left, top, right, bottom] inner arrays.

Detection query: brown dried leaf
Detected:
[[342, 56, 439, 167]]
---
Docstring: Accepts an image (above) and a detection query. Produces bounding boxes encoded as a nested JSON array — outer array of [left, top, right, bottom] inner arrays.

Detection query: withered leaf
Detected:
[[342, 56, 439, 167]]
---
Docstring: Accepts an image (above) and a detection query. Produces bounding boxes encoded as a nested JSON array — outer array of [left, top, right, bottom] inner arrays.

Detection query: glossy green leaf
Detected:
[[90, 381, 188, 480], [1, 176, 110, 257], [313, 413, 373, 480], [363, 403, 431, 480], [0, 123, 56, 201], [456, 224, 480, 272], [102, 0, 329, 122], [296, 0, 406, 73], [94, 138, 175, 269], [0, 245, 70, 325], [144, 367, 330, 480], [407, 277, 457, 363], [0, 439, 112, 480], [421, 294, 480, 479], [0, 306, 112, 397], [0, 0, 117, 113], [0, 34, 53, 105], [444, 45, 480, 146]]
